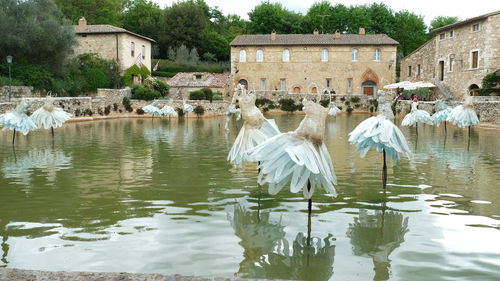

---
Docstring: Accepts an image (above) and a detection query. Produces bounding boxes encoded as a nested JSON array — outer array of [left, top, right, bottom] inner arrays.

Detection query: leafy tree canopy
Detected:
[[54, 0, 123, 26], [0, 0, 75, 69], [429, 16, 459, 31]]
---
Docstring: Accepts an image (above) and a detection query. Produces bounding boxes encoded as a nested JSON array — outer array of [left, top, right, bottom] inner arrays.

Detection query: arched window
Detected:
[[256, 49, 263, 62], [239, 50, 246, 62], [282, 49, 290, 62], [321, 48, 328, 62], [373, 48, 380, 61], [352, 48, 359, 61]]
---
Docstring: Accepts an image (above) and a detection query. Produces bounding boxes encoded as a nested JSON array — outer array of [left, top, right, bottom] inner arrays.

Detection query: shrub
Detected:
[[338, 106, 343, 111], [212, 92, 223, 100], [113, 103, 118, 111], [126, 105, 133, 112], [189, 90, 205, 100], [354, 103, 360, 108], [131, 85, 161, 100], [84, 108, 93, 116], [345, 101, 350, 106], [370, 106, 374, 113], [74, 109, 81, 117], [144, 76, 170, 96], [346, 107, 353, 114], [279, 99, 300, 112], [104, 105, 111, 115], [320, 99, 330, 108], [340, 97, 345, 102], [201, 88, 213, 102], [136, 108, 145, 115], [350, 96, 360, 103], [194, 105, 205, 117], [481, 72, 500, 95], [175, 107, 185, 117], [122, 64, 151, 87]]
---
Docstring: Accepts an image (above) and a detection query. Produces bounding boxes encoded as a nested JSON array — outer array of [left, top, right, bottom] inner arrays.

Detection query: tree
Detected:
[[121, 0, 162, 41], [247, 1, 305, 34], [54, 0, 123, 26], [205, 31, 229, 61], [158, 1, 207, 58], [365, 3, 395, 35], [392, 11, 427, 57], [429, 16, 459, 31], [0, 0, 75, 69]]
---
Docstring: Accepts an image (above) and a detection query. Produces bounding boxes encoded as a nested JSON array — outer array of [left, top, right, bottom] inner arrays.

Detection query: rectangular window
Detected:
[[326, 79, 331, 90], [471, 51, 479, 69], [256, 50, 263, 62], [450, 30, 454, 37], [347, 79, 352, 93], [439, 33, 445, 40], [131, 42, 135, 57], [142, 45, 145, 59], [449, 56, 454, 72], [260, 79, 266, 90], [472, 24, 480, 31], [280, 79, 286, 91], [417, 64, 421, 76], [408, 66, 412, 77]]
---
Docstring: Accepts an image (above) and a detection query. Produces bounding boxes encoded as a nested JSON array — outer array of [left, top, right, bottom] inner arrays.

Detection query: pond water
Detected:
[[0, 114, 499, 281]]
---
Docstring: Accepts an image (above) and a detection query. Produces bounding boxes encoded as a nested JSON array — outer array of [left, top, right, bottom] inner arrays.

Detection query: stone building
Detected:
[[73, 17, 155, 74], [168, 72, 231, 99], [230, 29, 398, 97], [400, 10, 500, 99]]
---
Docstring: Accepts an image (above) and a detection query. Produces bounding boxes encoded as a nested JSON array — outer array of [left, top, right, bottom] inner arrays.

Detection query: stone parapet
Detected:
[[395, 99, 500, 124], [0, 86, 38, 101]]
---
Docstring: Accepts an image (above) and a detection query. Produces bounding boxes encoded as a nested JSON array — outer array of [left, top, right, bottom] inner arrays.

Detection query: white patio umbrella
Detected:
[[383, 81, 413, 90]]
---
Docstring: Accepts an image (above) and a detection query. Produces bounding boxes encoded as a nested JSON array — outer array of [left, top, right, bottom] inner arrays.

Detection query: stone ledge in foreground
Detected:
[[0, 268, 283, 281]]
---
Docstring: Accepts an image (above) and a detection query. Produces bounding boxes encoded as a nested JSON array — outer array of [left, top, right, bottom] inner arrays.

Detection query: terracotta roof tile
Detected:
[[168, 72, 230, 88], [230, 33, 398, 46], [73, 25, 155, 42], [432, 10, 500, 33]]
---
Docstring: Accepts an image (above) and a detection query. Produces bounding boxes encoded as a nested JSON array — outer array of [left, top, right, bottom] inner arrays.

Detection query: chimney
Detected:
[[334, 30, 340, 39], [271, 29, 276, 41], [78, 17, 87, 31], [358, 27, 365, 35], [313, 28, 319, 35]]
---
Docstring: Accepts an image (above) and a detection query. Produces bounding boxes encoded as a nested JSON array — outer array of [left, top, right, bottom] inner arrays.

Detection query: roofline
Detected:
[[432, 10, 500, 33], [74, 26, 156, 43], [401, 37, 435, 61], [230, 43, 398, 47]]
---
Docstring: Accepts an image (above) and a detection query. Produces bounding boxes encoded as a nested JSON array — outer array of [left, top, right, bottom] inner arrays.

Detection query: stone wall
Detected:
[[0, 86, 38, 102], [0, 87, 228, 118], [395, 99, 500, 124], [253, 91, 375, 113]]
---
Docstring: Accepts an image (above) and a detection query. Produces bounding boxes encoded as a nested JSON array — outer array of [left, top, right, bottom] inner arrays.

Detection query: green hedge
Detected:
[[190, 90, 205, 100], [122, 64, 151, 87], [402, 88, 430, 100], [278, 98, 301, 112], [155, 60, 227, 74], [131, 85, 161, 100]]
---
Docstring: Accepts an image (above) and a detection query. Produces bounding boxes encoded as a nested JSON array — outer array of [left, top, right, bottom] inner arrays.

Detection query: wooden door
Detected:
[[364, 86, 374, 96], [439, 61, 444, 81]]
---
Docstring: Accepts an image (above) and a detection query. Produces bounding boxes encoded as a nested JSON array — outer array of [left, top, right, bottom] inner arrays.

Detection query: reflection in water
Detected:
[[2, 148, 72, 185], [230, 200, 335, 281], [347, 203, 409, 281]]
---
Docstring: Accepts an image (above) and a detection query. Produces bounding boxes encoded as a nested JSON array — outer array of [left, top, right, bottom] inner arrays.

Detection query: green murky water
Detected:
[[0, 114, 499, 281]]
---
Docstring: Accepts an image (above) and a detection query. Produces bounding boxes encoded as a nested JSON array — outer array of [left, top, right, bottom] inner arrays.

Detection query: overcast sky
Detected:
[[151, 0, 499, 26]]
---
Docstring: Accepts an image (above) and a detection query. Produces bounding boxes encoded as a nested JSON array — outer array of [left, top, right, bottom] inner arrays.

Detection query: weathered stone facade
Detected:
[[401, 11, 500, 99], [230, 30, 398, 97], [73, 17, 154, 74], [0, 86, 38, 102]]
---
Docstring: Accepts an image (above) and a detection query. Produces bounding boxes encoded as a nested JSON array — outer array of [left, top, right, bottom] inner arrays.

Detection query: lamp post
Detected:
[[6, 55, 12, 102]]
